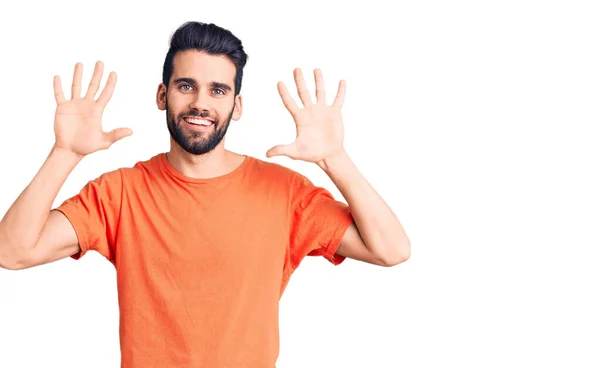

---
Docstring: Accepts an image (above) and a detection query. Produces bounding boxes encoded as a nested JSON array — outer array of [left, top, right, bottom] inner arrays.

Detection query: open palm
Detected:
[[53, 61, 132, 157], [266, 68, 346, 164]]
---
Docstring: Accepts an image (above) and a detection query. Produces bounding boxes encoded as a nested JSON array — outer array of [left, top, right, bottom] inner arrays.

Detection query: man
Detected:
[[0, 21, 410, 367]]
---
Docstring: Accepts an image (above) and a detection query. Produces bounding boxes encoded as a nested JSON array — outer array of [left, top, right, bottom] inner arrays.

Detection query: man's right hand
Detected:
[[53, 61, 133, 157]]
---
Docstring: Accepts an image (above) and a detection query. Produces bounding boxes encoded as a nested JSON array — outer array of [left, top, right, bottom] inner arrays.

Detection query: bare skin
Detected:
[[155, 50, 244, 179], [0, 61, 132, 270], [267, 68, 411, 266], [0, 51, 410, 270]]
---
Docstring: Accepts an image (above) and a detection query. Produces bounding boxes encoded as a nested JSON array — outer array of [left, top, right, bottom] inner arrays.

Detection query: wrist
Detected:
[[51, 144, 85, 164], [317, 149, 350, 173]]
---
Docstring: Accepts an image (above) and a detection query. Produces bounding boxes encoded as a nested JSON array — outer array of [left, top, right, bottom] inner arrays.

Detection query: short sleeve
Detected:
[[53, 169, 123, 263], [287, 172, 354, 272]]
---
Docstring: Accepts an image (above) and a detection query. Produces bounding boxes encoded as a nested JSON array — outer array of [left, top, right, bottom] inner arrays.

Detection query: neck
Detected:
[[166, 139, 243, 179]]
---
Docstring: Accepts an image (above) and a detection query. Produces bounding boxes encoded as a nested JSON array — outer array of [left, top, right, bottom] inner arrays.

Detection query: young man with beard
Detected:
[[0, 21, 410, 367]]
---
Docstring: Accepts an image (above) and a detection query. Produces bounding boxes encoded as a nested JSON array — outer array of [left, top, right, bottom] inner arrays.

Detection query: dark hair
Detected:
[[162, 21, 248, 95]]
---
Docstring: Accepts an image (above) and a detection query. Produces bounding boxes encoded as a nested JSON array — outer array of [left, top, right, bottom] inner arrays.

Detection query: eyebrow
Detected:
[[173, 78, 232, 92]]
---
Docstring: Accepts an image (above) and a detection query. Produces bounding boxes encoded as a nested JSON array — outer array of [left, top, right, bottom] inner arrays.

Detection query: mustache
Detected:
[[181, 110, 215, 120]]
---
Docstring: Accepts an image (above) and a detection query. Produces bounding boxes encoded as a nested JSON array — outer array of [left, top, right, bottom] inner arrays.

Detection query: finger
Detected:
[[266, 143, 298, 159], [314, 68, 326, 104], [103, 127, 133, 148], [85, 61, 105, 100], [71, 62, 83, 99], [97, 72, 117, 107], [332, 79, 346, 108], [53, 75, 66, 104], [293, 68, 313, 106], [277, 82, 300, 115]]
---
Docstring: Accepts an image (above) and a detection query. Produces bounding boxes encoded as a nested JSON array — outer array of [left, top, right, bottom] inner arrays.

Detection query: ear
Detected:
[[156, 83, 167, 111], [232, 94, 243, 121]]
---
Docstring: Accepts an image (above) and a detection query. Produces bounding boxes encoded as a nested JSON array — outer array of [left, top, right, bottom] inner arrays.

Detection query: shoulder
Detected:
[[115, 153, 164, 180], [79, 153, 162, 190], [246, 157, 323, 203], [248, 156, 312, 185]]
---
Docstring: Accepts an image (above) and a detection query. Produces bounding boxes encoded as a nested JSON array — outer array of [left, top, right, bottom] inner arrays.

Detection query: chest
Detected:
[[115, 183, 289, 280]]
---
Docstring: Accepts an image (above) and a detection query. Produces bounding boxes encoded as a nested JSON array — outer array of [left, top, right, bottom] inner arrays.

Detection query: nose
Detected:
[[189, 89, 212, 112]]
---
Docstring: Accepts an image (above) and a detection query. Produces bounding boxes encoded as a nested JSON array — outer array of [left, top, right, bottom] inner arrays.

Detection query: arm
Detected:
[[0, 61, 132, 270], [0, 147, 82, 270], [267, 68, 410, 266], [317, 151, 410, 266]]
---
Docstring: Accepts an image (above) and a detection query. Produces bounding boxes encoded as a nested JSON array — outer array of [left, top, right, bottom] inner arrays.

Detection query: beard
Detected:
[[165, 97, 235, 155]]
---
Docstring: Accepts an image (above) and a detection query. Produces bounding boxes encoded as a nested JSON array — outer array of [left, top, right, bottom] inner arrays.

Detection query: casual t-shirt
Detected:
[[55, 152, 353, 368]]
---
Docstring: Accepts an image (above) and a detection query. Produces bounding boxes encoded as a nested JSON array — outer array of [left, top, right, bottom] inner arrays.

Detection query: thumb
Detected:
[[266, 143, 296, 159], [104, 127, 133, 146]]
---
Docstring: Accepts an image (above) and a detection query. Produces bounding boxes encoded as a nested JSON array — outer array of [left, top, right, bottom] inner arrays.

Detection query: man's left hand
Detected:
[[266, 68, 347, 165]]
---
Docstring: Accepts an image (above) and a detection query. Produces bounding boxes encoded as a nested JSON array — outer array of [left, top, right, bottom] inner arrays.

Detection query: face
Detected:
[[156, 50, 242, 155]]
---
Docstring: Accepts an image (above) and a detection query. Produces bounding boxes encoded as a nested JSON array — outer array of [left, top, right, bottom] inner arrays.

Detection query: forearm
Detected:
[[0, 145, 82, 255], [318, 150, 410, 261]]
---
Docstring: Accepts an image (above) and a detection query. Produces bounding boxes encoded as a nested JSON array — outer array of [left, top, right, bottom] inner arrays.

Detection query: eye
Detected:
[[179, 84, 193, 91], [213, 89, 225, 95]]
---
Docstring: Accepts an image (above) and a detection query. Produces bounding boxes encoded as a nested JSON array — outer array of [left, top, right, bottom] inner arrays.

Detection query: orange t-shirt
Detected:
[[55, 152, 353, 368]]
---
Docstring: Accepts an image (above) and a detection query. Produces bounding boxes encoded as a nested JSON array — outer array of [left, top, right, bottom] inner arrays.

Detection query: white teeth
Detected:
[[185, 117, 212, 126]]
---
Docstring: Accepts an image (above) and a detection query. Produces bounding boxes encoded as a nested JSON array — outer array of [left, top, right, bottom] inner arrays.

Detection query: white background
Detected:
[[1, 0, 599, 367]]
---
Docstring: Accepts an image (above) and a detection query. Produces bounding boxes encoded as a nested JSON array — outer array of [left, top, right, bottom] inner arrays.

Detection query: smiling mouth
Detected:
[[183, 117, 214, 126]]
